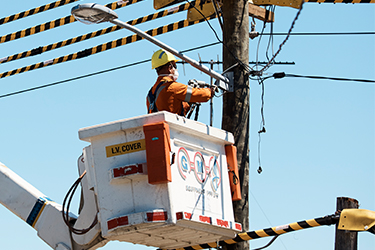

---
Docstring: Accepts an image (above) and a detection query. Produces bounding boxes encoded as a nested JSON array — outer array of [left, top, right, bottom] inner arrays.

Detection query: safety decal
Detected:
[[26, 197, 50, 228], [106, 139, 146, 157]]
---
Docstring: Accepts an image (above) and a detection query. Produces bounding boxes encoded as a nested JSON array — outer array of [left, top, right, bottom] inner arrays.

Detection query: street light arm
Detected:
[[109, 18, 232, 91]]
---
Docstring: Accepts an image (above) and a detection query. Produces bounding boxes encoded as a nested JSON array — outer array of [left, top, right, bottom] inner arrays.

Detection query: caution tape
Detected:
[[0, 0, 79, 26], [0, 1, 194, 65], [164, 213, 339, 250], [305, 0, 374, 3], [0, 17, 211, 79], [0, 0, 144, 45]]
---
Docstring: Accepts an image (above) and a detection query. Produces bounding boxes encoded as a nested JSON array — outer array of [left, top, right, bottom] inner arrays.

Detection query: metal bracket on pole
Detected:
[[221, 71, 234, 92]]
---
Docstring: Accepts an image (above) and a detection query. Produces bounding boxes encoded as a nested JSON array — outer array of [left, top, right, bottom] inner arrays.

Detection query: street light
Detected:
[[71, 3, 233, 91]]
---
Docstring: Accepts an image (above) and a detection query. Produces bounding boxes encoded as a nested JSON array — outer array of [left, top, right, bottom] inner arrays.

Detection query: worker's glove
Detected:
[[188, 79, 209, 88]]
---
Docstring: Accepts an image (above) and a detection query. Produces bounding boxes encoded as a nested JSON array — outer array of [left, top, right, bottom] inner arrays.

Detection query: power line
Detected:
[[268, 72, 375, 83], [0, 1, 194, 65], [0, 17, 211, 79], [0, 0, 79, 25], [0, 42, 222, 99], [0, 0, 144, 44], [260, 32, 375, 36]]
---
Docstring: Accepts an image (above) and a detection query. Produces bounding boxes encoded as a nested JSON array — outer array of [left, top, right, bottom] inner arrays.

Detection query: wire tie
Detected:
[[44, 59, 54, 65], [0, 57, 8, 63], [117, 0, 128, 5]]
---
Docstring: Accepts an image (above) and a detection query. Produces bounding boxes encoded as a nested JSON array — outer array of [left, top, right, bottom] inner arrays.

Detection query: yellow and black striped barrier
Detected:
[[162, 213, 340, 250], [0, 0, 144, 45], [0, 1, 194, 65], [0, 0, 79, 26], [0, 17, 211, 79]]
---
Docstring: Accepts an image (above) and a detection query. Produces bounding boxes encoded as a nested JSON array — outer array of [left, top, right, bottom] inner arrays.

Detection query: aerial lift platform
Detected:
[[0, 111, 242, 250]]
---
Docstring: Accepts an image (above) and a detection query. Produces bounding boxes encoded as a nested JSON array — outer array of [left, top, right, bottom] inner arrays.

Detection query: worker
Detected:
[[147, 49, 215, 116]]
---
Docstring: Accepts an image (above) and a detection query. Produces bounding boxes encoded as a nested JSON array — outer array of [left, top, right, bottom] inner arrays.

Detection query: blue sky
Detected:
[[0, 0, 374, 249]]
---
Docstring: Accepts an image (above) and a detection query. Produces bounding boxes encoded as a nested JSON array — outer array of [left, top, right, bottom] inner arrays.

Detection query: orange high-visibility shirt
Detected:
[[146, 76, 212, 116]]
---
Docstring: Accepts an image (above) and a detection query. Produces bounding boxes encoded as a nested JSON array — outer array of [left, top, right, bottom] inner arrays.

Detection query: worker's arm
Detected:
[[173, 82, 213, 103]]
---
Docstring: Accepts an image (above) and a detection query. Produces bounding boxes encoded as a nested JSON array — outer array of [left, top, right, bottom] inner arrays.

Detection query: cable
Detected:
[[260, 32, 375, 36], [212, 0, 223, 31], [0, 1, 193, 65], [258, 1, 305, 75], [272, 72, 375, 83], [62, 170, 99, 235], [184, 0, 252, 73], [0, 0, 79, 25], [0, 42, 222, 99], [0, 17, 212, 79], [0, 0, 144, 44]]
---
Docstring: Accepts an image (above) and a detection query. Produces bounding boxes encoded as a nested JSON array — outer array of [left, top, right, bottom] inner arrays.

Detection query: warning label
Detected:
[[106, 139, 146, 157]]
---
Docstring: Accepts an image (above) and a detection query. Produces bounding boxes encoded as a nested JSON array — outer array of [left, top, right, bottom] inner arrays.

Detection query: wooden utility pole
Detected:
[[222, 1, 250, 250], [335, 197, 359, 250]]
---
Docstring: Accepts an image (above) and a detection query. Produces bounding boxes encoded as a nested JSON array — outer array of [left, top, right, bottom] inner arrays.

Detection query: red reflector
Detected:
[[147, 211, 168, 221]]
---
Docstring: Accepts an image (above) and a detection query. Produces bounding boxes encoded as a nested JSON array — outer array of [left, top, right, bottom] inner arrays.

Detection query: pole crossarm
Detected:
[[162, 213, 340, 250], [0, 0, 80, 26], [0, 17, 211, 79], [0, 1, 193, 65], [0, 0, 144, 45]]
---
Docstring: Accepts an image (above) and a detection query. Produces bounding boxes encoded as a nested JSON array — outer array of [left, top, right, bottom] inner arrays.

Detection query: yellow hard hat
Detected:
[[151, 49, 178, 69]]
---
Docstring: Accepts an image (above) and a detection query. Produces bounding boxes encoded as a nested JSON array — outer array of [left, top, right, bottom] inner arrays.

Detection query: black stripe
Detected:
[[64, 39, 73, 46], [167, 23, 174, 32], [246, 231, 261, 239], [178, 21, 185, 29], [49, 2, 57, 9], [116, 38, 123, 47], [46, 44, 54, 51], [200, 243, 213, 249], [4, 34, 12, 42], [15, 31, 22, 39], [297, 221, 312, 228], [25, 28, 31, 37], [35, 25, 41, 33], [44, 22, 51, 30], [55, 18, 61, 27], [264, 228, 278, 236], [18, 12, 26, 19], [156, 27, 163, 35], [282, 226, 294, 232], [39, 5, 46, 12], [126, 36, 133, 44]]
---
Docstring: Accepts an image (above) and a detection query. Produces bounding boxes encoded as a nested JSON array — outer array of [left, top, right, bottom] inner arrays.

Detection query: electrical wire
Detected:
[[0, 42, 222, 99], [265, 6, 276, 63], [260, 31, 375, 36], [0, 17, 212, 79], [279, 73, 375, 83], [0, 1, 194, 65], [62, 170, 99, 235], [184, 0, 252, 73], [0, 0, 79, 25], [0, 0, 144, 44], [259, 1, 305, 75], [212, 0, 223, 31]]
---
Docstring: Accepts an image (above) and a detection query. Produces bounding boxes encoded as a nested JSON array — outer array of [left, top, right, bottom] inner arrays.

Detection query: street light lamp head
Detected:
[[71, 3, 118, 24]]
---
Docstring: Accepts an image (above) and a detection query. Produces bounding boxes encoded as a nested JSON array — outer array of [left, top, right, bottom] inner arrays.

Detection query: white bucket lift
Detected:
[[78, 111, 242, 249]]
